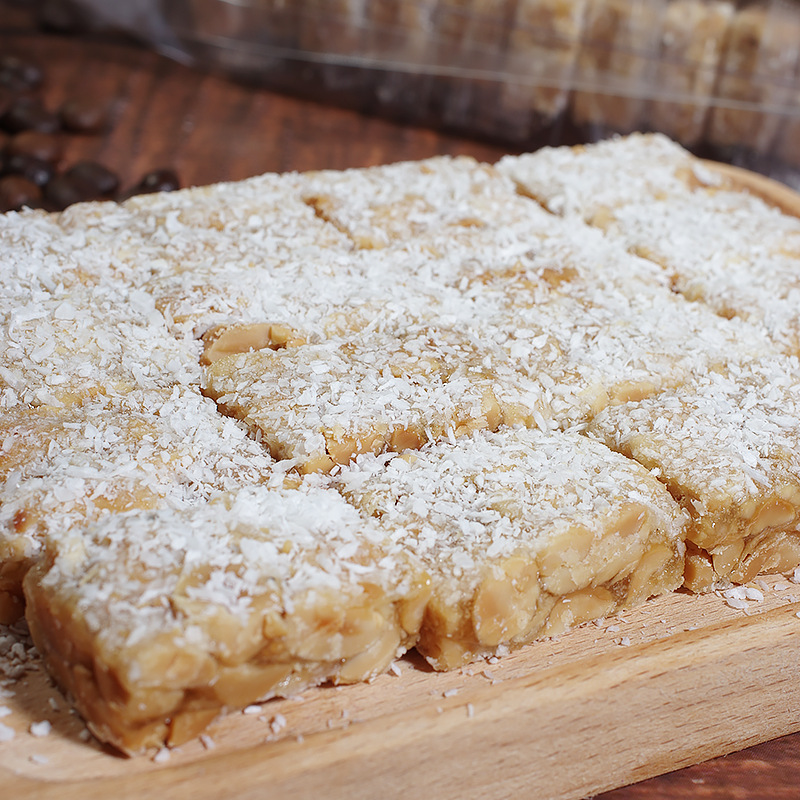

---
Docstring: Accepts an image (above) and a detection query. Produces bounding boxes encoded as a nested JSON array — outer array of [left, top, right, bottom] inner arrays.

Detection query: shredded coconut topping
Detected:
[[4, 138, 800, 753]]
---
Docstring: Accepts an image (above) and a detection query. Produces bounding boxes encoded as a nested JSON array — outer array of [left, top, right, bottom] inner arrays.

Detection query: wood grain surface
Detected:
[[4, 575, 800, 800], [4, 5, 800, 798]]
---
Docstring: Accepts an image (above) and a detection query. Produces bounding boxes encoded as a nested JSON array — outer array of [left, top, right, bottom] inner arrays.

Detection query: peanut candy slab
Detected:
[[0, 390, 277, 622], [589, 357, 800, 591], [498, 133, 800, 353], [706, 2, 800, 153], [572, 0, 667, 134], [25, 484, 428, 754], [335, 426, 687, 670], [5, 134, 800, 757], [498, 0, 588, 137], [202, 322, 561, 473], [0, 206, 200, 409], [298, 154, 554, 256], [478, 273, 777, 417]]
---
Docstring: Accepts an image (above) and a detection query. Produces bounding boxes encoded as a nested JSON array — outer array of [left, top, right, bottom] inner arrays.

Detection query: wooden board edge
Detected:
[[702, 160, 800, 218], [5, 601, 800, 800]]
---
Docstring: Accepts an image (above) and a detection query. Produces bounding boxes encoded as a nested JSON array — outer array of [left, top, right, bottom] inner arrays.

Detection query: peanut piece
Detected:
[[711, 539, 745, 577], [337, 627, 402, 683], [212, 662, 292, 707], [745, 498, 797, 537], [472, 557, 540, 647], [397, 574, 432, 636], [542, 586, 618, 638], [731, 533, 800, 584], [200, 323, 302, 365], [683, 545, 716, 592], [538, 525, 595, 595], [625, 542, 680, 605], [168, 707, 220, 747]]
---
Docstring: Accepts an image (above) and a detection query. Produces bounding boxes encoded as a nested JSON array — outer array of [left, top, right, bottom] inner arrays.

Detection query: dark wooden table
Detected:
[[2, 4, 799, 798]]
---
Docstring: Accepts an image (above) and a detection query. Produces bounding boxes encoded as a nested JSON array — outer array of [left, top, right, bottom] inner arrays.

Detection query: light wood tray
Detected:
[[2, 163, 799, 800]]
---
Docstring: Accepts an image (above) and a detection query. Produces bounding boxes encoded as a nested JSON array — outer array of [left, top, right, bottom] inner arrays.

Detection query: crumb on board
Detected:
[[29, 720, 51, 738], [152, 747, 171, 764]]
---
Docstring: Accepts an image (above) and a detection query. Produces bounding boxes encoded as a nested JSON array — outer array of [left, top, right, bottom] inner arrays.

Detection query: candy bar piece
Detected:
[[465, 215, 777, 416], [183, 0, 299, 51], [497, 134, 800, 353], [299, 0, 366, 57], [0, 281, 197, 409], [706, 2, 800, 153], [588, 356, 800, 591], [496, 279, 777, 415], [495, 132, 697, 218], [132, 157, 551, 339], [362, 0, 439, 123], [0, 389, 277, 622], [430, 0, 516, 133], [336, 426, 686, 670], [776, 95, 800, 168], [0, 405, 160, 623], [297, 0, 369, 97], [571, 0, 667, 134], [498, 0, 587, 139], [299, 154, 551, 251], [24, 484, 429, 754], [202, 322, 564, 473], [0, 206, 200, 408], [649, 0, 734, 146], [364, 0, 437, 61], [119, 171, 355, 337]]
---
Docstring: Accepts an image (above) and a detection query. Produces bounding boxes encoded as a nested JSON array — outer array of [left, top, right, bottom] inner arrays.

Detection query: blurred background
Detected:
[[2, 0, 800, 214]]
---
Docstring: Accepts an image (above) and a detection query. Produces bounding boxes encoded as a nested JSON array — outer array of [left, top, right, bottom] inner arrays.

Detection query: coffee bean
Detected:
[[3, 153, 55, 187], [60, 98, 110, 134], [44, 174, 91, 210], [0, 60, 178, 212], [0, 89, 14, 121], [0, 56, 43, 93], [66, 161, 120, 197], [0, 174, 42, 212], [132, 168, 181, 195], [6, 130, 64, 164], [1, 97, 60, 134]]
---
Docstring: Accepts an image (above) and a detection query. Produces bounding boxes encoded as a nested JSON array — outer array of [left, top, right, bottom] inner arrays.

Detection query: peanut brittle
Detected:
[[706, 2, 800, 153], [498, 0, 587, 138], [0, 207, 199, 409], [589, 357, 800, 591], [299, 154, 552, 254], [5, 134, 800, 757], [498, 133, 800, 353], [648, 0, 734, 146], [335, 426, 687, 670], [572, 0, 667, 134], [25, 484, 428, 754], [202, 322, 559, 473], [0, 390, 276, 622]]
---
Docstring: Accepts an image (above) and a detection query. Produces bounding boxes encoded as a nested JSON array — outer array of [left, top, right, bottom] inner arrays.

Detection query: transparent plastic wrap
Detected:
[[33, 0, 800, 183]]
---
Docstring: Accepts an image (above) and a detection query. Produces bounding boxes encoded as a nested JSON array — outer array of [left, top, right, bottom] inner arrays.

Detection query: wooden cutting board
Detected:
[[3, 579, 800, 800], [2, 163, 799, 800]]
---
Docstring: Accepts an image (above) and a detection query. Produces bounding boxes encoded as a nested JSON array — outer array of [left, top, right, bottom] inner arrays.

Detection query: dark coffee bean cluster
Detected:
[[0, 55, 180, 213]]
